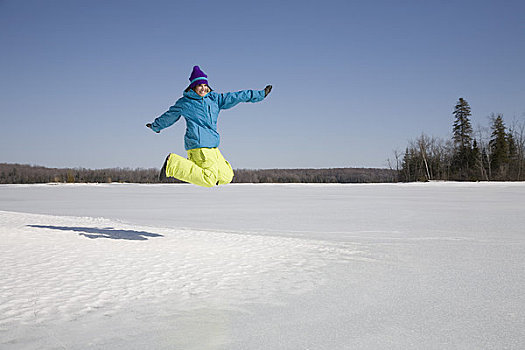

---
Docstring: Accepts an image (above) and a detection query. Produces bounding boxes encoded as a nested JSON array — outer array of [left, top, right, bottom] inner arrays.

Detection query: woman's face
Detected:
[[194, 84, 210, 97]]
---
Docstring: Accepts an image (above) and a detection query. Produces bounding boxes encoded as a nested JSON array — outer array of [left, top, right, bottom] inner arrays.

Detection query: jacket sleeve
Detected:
[[149, 103, 182, 133], [217, 90, 266, 110]]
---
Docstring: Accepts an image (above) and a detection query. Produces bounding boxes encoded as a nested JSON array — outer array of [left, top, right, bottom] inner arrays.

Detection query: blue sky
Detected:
[[1, 0, 524, 169]]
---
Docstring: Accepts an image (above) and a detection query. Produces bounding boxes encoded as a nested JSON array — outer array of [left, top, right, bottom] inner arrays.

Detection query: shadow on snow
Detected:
[[27, 225, 164, 241]]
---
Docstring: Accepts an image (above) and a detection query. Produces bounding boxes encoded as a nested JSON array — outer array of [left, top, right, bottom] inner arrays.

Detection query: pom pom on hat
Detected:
[[188, 65, 209, 89]]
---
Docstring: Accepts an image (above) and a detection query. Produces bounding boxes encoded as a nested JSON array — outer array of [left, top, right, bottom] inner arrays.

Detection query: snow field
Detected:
[[1, 182, 524, 349], [0, 210, 369, 328]]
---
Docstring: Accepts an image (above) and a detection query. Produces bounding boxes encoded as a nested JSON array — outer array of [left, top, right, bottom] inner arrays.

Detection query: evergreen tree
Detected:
[[489, 114, 509, 179], [452, 98, 473, 150], [472, 139, 483, 181], [507, 129, 518, 180], [451, 98, 474, 179]]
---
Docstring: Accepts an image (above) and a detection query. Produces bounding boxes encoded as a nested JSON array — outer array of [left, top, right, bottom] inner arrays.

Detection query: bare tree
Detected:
[[474, 124, 491, 181], [509, 116, 525, 180]]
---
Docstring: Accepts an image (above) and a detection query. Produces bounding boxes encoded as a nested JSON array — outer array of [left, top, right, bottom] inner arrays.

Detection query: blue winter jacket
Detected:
[[150, 89, 266, 150]]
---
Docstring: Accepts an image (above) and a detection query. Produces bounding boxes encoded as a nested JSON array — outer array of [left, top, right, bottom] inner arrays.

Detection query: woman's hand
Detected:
[[146, 123, 160, 133], [264, 85, 272, 97]]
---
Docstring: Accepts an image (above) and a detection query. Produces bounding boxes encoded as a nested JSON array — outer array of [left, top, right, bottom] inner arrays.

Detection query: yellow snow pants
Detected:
[[164, 148, 234, 187]]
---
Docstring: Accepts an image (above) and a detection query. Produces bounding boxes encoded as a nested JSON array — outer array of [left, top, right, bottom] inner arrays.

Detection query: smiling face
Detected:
[[194, 84, 210, 97]]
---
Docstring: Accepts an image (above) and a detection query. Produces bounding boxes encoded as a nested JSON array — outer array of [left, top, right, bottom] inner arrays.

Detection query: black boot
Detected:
[[159, 154, 170, 182]]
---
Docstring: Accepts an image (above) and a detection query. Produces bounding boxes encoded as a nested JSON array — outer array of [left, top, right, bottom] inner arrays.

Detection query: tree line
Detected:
[[395, 98, 525, 181], [0, 163, 397, 184], [0, 164, 159, 184], [233, 168, 396, 183]]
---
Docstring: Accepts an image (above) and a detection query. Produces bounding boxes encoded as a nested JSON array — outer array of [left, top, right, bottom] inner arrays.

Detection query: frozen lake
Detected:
[[1, 182, 524, 349]]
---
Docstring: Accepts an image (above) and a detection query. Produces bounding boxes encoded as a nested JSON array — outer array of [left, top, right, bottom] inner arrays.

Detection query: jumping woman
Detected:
[[147, 65, 272, 187]]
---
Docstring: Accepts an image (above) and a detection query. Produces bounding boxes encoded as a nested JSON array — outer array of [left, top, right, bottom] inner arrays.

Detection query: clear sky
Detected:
[[1, 0, 524, 169]]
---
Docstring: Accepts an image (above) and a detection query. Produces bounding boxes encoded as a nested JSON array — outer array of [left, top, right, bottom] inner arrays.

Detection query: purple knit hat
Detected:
[[188, 65, 209, 89]]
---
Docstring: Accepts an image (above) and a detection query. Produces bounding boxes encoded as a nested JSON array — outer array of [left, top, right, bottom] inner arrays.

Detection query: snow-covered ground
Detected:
[[1, 182, 524, 349]]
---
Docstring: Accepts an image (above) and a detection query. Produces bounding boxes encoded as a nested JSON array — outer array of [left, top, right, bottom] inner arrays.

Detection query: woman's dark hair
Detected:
[[184, 84, 213, 93]]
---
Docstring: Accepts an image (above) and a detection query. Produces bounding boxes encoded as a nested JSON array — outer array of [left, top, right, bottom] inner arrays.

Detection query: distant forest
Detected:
[[0, 163, 397, 184], [393, 98, 525, 182]]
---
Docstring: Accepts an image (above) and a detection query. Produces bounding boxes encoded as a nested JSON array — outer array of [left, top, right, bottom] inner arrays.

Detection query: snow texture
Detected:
[[1, 182, 524, 349]]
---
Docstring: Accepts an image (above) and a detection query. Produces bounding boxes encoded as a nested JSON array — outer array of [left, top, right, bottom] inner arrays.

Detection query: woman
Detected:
[[147, 65, 272, 187]]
